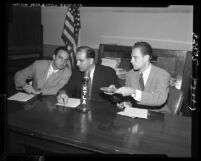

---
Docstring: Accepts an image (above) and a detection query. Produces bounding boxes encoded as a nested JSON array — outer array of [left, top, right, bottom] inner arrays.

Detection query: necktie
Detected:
[[83, 73, 92, 100], [139, 72, 144, 91], [88, 76, 92, 100]]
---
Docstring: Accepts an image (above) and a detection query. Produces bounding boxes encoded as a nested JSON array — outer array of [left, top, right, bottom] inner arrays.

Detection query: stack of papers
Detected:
[[101, 57, 121, 69], [56, 98, 80, 108], [101, 58, 127, 79], [115, 68, 127, 79], [117, 107, 148, 119], [8, 92, 34, 102]]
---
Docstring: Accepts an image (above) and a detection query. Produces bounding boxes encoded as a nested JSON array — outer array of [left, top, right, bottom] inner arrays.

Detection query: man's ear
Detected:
[[53, 54, 55, 60], [89, 58, 94, 65], [144, 55, 150, 62]]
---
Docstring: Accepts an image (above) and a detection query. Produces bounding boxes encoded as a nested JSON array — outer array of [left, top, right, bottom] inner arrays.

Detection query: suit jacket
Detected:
[[126, 64, 171, 113], [15, 60, 72, 95], [61, 64, 120, 102]]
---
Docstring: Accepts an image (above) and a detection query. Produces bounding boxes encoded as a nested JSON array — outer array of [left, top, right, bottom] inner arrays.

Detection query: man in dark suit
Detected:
[[57, 46, 120, 104]]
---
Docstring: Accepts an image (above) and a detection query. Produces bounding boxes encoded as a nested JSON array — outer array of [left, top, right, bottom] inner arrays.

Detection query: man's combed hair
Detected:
[[133, 42, 152, 59], [76, 46, 95, 59], [54, 46, 69, 56]]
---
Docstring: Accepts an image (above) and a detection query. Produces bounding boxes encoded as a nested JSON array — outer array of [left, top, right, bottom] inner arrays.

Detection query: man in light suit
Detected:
[[15, 46, 72, 95], [115, 42, 171, 113], [57, 46, 120, 104]]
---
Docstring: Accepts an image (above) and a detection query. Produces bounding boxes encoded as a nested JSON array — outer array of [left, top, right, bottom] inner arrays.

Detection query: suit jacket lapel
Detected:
[[144, 65, 155, 91], [40, 61, 52, 88], [135, 71, 141, 90], [91, 65, 99, 94]]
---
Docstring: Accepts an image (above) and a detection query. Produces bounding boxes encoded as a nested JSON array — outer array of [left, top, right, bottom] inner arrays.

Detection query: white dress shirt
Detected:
[[89, 65, 95, 87], [46, 62, 59, 80]]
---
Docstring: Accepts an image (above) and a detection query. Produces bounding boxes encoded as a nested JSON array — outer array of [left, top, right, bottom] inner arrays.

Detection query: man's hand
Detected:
[[57, 90, 68, 105], [108, 84, 117, 92], [117, 101, 132, 110], [117, 102, 125, 110], [23, 85, 41, 95], [114, 87, 135, 96]]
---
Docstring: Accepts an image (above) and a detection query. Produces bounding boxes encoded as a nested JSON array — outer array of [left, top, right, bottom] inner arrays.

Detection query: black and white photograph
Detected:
[[3, 3, 200, 160]]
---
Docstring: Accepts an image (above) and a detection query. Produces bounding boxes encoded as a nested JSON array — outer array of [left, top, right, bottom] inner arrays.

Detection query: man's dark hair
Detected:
[[54, 46, 69, 56], [76, 46, 95, 59], [132, 42, 152, 59]]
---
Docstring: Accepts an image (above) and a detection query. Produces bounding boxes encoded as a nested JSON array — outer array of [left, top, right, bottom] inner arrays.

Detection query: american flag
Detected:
[[62, 4, 81, 70]]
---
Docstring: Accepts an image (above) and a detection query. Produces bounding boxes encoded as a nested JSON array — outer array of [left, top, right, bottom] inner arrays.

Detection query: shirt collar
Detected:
[[50, 61, 59, 73], [141, 63, 151, 76], [90, 65, 95, 79]]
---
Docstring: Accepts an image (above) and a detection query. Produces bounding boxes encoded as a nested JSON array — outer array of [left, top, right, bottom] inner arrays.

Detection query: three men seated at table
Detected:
[[15, 42, 171, 113], [15, 46, 72, 95]]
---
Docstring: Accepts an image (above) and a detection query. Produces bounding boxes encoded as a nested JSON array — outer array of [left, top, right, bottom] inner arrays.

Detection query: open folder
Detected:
[[8, 92, 35, 102], [56, 98, 80, 108], [117, 107, 148, 119]]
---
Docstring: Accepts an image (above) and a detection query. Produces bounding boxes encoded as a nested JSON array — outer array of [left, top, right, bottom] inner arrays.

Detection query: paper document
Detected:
[[117, 107, 148, 119], [8, 92, 34, 102], [101, 57, 121, 69], [56, 98, 80, 108]]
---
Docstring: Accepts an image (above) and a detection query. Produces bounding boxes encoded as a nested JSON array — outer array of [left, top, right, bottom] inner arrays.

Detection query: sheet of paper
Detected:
[[101, 58, 120, 69], [8, 92, 34, 102], [56, 98, 80, 108], [117, 107, 148, 119]]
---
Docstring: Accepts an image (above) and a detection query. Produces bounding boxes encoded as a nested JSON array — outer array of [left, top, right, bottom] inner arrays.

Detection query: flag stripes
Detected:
[[61, 4, 81, 70]]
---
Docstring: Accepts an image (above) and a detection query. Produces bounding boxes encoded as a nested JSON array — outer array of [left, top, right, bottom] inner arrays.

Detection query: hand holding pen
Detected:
[[57, 90, 68, 106]]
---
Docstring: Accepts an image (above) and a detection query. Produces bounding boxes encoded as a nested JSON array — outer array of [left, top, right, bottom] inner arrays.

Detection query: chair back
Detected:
[[167, 87, 184, 115]]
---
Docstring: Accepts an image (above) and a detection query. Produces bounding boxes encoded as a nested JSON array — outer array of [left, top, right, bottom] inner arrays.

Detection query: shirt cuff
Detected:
[[16, 84, 26, 90], [131, 89, 142, 101]]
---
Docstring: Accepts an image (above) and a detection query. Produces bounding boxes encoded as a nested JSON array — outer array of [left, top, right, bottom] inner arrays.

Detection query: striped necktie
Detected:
[[139, 72, 144, 91], [83, 73, 92, 100], [88, 75, 92, 100]]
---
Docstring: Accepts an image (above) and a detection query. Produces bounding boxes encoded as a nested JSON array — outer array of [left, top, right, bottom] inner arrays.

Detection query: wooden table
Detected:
[[6, 95, 191, 157]]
